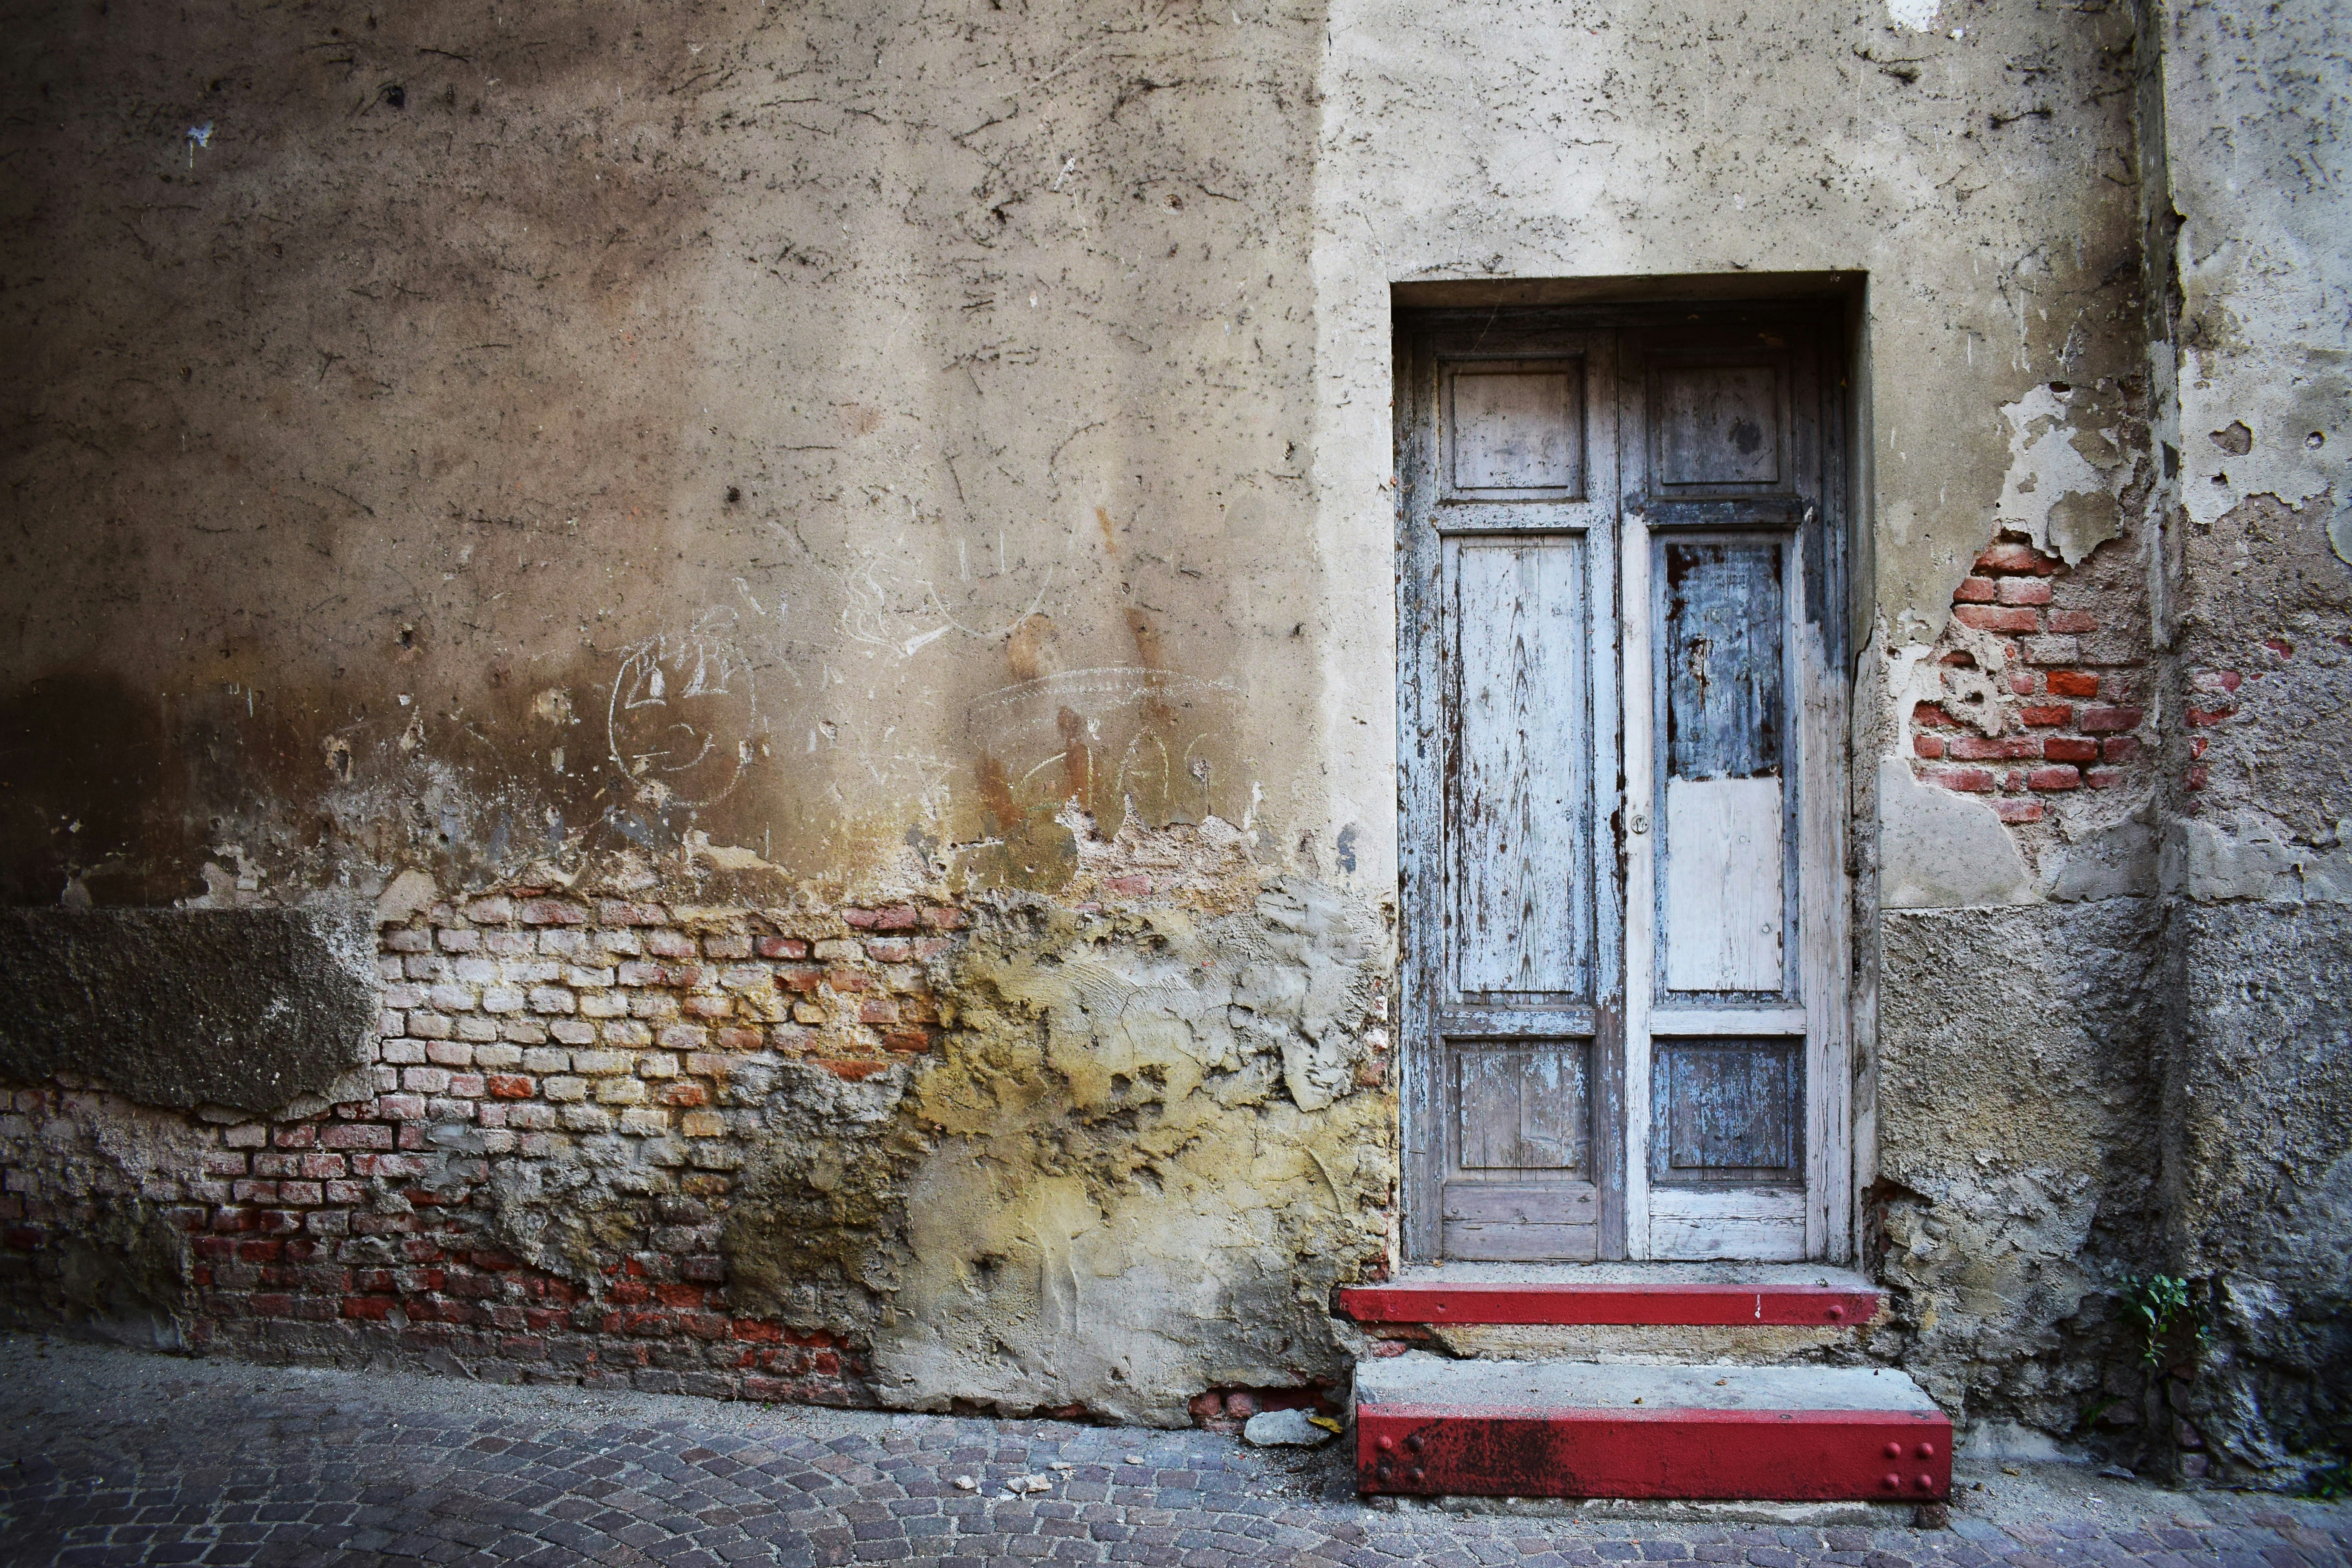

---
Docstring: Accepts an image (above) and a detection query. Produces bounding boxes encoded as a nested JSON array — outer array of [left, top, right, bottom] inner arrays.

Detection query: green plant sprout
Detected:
[[2118, 1274, 2209, 1368]]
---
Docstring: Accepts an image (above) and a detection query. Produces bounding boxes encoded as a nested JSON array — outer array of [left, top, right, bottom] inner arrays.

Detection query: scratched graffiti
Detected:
[[965, 666, 1247, 834], [839, 543, 1058, 660], [606, 611, 764, 811]]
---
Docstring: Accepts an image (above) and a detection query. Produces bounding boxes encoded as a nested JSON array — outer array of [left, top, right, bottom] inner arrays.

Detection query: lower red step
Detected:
[[1355, 1357, 1951, 1502]]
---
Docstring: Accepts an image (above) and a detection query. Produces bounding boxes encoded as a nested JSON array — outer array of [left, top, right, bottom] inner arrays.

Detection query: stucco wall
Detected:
[[2146, 0, 2352, 1480]]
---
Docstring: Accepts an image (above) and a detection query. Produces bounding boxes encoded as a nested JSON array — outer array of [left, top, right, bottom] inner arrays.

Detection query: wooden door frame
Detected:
[[1395, 298, 1856, 1265]]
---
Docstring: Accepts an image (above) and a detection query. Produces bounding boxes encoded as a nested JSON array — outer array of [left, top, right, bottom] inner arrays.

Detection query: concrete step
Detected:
[[1354, 1353, 1951, 1503]]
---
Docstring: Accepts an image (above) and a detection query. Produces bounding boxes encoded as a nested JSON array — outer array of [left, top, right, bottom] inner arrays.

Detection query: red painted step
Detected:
[[1340, 1280, 1880, 1327], [1354, 1357, 1950, 1502]]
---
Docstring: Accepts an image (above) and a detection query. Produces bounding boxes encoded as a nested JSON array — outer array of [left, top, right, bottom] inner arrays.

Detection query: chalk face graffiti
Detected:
[[607, 615, 761, 811]]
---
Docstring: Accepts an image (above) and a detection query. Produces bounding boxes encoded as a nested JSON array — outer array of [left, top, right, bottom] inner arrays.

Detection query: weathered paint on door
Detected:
[[1397, 305, 1851, 1264]]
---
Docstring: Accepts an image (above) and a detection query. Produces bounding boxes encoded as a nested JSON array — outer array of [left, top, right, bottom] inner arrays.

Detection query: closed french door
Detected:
[[1396, 304, 1852, 1263]]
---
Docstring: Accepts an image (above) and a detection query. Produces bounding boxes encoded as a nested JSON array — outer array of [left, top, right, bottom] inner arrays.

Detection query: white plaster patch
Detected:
[[2178, 344, 2349, 528], [1995, 385, 2123, 565], [1885, 0, 1939, 32], [2161, 815, 2352, 903], [1878, 759, 2036, 909]]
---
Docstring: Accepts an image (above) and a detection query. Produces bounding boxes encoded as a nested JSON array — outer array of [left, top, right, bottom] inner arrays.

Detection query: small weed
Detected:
[[2118, 1274, 2209, 1369], [2307, 1458, 2350, 1501]]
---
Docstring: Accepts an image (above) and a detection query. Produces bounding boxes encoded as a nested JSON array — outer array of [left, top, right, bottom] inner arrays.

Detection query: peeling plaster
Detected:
[[1996, 385, 2130, 566], [1878, 759, 2035, 909]]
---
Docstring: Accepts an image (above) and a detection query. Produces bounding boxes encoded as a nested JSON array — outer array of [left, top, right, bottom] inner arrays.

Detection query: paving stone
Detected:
[[2, 1338, 2348, 1568]]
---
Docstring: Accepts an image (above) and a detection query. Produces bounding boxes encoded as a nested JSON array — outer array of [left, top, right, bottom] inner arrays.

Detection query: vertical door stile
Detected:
[[1796, 528, 1828, 1261], [1399, 335, 1442, 1264], [1587, 337, 1627, 1261], [1798, 519, 1854, 1265], [1619, 511, 1655, 1261]]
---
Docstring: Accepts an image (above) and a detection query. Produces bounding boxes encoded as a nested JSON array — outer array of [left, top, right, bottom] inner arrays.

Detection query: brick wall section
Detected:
[[0, 894, 969, 1402], [1911, 532, 2154, 826]]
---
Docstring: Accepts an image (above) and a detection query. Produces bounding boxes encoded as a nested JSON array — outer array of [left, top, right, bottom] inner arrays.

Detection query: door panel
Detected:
[[1662, 541, 1784, 783], [1650, 1038, 1803, 1182], [1657, 537, 1791, 997], [1445, 359, 1587, 500], [1662, 778, 1784, 992], [1451, 538, 1592, 998], [1399, 305, 1846, 1266], [1457, 1043, 1591, 1171], [1649, 355, 1794, 496]]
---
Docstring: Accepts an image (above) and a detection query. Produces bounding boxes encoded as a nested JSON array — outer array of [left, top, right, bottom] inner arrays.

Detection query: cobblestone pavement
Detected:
[[2, 1338, 2345, 1567]]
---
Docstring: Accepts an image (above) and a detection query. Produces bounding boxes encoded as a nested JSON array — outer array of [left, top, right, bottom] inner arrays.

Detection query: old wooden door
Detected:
[[1397, 304, 1851, 1264]]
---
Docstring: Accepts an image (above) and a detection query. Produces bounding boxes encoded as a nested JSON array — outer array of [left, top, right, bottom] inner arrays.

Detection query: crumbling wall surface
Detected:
[[1872, 902, 2165, 1443], [2147, 0, 2352, 1488], [0, 846, 1390, 1423], [2162, 906, 2352, 1477], [731, 869, 1390, 1426], [0, 0, 1399, 1428]]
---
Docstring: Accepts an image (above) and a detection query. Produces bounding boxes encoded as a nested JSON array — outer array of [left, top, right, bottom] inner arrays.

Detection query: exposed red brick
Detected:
[[1948, 735, 2043, 761], [519, 899, 588, 926], [1953, 576, 1999, 603], [2042, 737, 2100, 763], [2102, 736, 2140, 763], [1953, 604, 2040, 633], [2085, 768, 2125, 788], [1996, 577, 2053, 606], [817, 1060, 889, 1080], [2046, 670, 2101, 698], [2186, 706, 2237, 727], [1976, 543, 2060, 575], [1913, 735, 1944, 759], [2027, 766, 2082, 791], [2046, 610, 2099, 634], [1913, 702, 1958, 728], [2019, 704, 2072, 728], [2080, 706, 2143, 733], [754, 935, 809, 959]]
